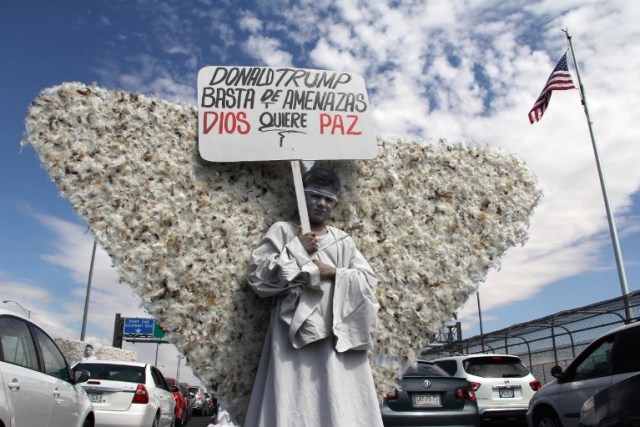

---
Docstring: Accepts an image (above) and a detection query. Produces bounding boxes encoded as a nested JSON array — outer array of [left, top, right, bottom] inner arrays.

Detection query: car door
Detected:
[[554, 334, 615, 427], [0, 315, 52, 426], [610, 324, 640, 384], [32, 325, 85, 427], [150, 366, 175, 426]]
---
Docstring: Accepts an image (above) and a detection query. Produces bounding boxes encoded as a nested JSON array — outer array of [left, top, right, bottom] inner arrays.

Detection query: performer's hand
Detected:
[[312, 259, 336, 279], [297, 225, 318, 254]]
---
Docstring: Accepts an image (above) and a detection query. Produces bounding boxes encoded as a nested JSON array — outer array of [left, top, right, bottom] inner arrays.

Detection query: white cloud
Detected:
[[309, 38, 368, 74], [243, 35, 293, 67], [239, 12, 263, 33], [99, 15, 112, 26]]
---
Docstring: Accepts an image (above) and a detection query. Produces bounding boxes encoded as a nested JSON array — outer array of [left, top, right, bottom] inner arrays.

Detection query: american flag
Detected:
[[528, 52, 576, 124]]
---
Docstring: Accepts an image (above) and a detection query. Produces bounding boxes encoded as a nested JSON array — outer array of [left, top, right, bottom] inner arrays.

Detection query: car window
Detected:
[[462, 356, 530, 378], [151, 367, 168, 390], [77, 363, 145, 383], [403, 362, 449, 377], [433, 360, 457, 376], [0, 316, 39, 370], [573, 337, 614, 381], [612, 325, 640, 374], [33, 326, 71, 381]]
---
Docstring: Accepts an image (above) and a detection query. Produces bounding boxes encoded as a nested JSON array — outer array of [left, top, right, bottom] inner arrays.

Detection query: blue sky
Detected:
[[2, 0, 639, 388]]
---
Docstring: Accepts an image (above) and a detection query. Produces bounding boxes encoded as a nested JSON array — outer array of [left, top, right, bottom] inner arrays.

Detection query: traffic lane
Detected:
[[189, 414, 217, 427]]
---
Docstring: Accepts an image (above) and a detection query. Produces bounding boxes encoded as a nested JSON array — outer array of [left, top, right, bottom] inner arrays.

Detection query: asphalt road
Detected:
[[187, 413, 524, 426], [186, 414, 217, 427]]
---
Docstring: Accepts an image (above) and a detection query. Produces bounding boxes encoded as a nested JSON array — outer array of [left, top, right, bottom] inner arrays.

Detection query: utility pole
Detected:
[[176, 354, 185, 381], [81, 238, 97, 341]]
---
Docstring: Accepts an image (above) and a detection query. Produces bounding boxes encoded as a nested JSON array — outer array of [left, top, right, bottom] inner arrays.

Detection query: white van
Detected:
[[526, 321, 640, 427]]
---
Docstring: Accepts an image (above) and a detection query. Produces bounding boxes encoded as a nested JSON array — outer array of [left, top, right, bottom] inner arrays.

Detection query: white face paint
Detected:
[[304, 186, 338, 226]]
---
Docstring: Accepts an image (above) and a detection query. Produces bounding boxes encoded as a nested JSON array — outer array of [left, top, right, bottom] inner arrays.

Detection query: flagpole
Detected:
[[563, 29, 632, 321]]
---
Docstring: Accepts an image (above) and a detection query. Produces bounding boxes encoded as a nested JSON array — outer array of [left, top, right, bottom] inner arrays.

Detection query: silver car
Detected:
[[0, 308, 95, 427], [187, 385, 213, 416], [527, 321, 640, 427]]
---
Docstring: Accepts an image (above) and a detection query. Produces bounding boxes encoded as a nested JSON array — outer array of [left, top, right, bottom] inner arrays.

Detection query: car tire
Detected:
[[82, 416, 94, 427], [152, 413, 160, 427], [533, 408, 562, 427]]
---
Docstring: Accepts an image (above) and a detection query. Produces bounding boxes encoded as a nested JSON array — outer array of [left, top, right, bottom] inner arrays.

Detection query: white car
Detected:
[[527, 321, 640, 427], [0, 308, 95, 427], [74, 360, 175, 427], [432, 353, 541, 424]]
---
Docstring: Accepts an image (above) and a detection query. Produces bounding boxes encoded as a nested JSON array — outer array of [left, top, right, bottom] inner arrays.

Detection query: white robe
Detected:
[[244, 221, 383, 427]]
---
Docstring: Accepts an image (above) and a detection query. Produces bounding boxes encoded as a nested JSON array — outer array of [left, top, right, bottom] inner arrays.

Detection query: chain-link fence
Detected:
[[421, 290, 640, 384]]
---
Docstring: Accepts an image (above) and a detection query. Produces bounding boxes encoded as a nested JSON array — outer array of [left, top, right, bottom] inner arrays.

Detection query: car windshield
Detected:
[[77, 363, 145, 383], [463, 356, 530, 378], [403, 362, 449, 377]]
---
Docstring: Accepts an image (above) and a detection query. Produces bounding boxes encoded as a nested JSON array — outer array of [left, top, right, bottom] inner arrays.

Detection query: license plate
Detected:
[[498, 388, 514, 398], [87, 392, 102, 403], [412, 393, 441, 407]]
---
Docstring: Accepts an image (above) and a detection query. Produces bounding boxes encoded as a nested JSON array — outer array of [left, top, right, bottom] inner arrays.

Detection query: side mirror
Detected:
[[74, 368, 90, 384], [550, 365, 564, 379], [171, 386, 179, 393]]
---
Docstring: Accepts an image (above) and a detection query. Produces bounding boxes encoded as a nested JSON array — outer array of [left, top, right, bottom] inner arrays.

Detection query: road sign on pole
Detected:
[[123, 317, 155, 336], [153, 321, 166, 338]]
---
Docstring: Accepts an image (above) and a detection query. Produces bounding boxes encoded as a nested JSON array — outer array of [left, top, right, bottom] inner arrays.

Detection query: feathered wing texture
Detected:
[[22, 83, 542, 422]]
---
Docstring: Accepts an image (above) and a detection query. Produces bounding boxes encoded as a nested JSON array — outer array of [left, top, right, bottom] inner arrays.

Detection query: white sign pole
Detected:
[[291, 161, 310, 232]]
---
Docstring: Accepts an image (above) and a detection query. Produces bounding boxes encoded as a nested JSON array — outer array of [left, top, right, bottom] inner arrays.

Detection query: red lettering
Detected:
[[319, 113, 361, 135], [202, 111, 251, 135], [320, 113, 332, 134], [224, 112, 236, 133], [236, 112, 250, 135], [331, 114, 345, 135], [203, 111, 219, 134], [346, 114, 361, 135]]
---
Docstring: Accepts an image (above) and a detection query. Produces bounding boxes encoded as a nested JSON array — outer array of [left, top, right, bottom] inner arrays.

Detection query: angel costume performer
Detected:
[[245, 220, 383, 427]]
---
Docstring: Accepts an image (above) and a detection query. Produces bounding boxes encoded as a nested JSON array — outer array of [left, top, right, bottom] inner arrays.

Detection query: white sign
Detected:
[[197, 66, 377, 162]]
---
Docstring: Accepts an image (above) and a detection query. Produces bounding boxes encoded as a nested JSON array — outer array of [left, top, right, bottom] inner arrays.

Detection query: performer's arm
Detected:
[[333, 237, 379, 352], [247, 222, 321, 298], [312, 259, 336, 279]]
